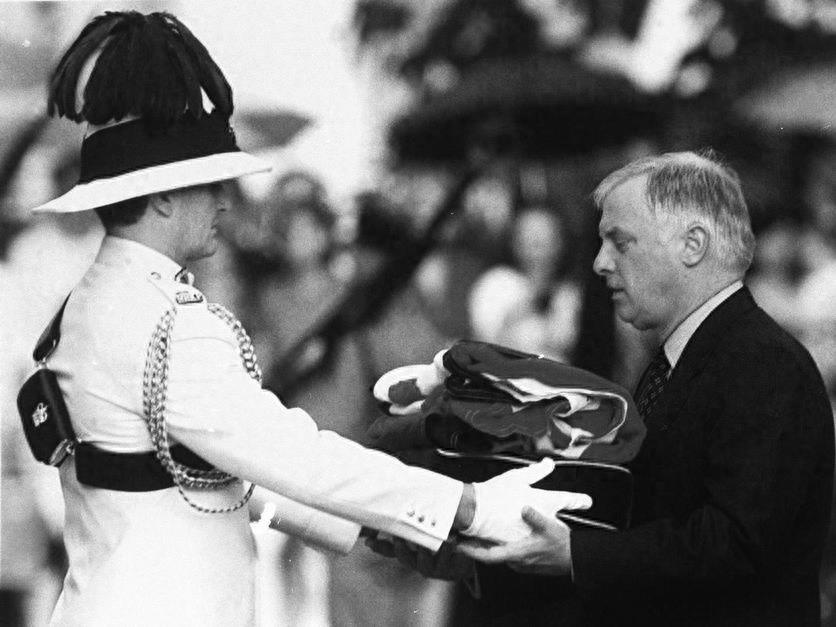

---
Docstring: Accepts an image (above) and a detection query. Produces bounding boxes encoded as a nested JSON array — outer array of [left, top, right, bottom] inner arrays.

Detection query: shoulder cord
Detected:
[[142, 302, 262, 514]]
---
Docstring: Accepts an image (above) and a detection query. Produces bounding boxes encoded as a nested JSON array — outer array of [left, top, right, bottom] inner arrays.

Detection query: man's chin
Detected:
[[613, 303, 642, 329], [187, 244, 219, 262], [611, 294, 628, 314]]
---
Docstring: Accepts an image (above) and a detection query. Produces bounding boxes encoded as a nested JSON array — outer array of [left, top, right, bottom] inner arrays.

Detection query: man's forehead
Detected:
[[597, 176, 649, 230], [598, 203, 636, 234]]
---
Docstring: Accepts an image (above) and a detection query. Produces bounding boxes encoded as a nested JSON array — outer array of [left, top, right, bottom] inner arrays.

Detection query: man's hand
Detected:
[[457, 506, 574, 576], [365, 534, 475, 581], [458, 458, 592, 544]]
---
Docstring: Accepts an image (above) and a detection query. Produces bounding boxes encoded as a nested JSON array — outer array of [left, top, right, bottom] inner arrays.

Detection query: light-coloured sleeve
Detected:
[[162, 305, 463, 551], [249, 486, 360, 555]]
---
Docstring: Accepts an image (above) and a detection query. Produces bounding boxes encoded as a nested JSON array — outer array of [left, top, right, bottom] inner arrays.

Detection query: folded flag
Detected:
[[372, 340, 645, 464]]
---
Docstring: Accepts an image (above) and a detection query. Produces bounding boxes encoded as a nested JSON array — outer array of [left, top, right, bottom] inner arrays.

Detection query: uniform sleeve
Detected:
[[162, 304, 463, 551], [570, 347, 834, 593], [249, 486, 360, 554]]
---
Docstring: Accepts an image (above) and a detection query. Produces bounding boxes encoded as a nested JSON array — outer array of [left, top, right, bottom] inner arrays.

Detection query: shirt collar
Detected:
[[95, 235, 182, 281], [663, 280, 744, 369]]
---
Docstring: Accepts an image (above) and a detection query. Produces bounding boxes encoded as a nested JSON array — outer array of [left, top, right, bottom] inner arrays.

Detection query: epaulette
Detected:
[[146, 272, 206, 308]]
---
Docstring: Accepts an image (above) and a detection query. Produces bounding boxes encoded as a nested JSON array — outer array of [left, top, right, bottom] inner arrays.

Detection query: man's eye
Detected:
[[614, 240, 628, 252]]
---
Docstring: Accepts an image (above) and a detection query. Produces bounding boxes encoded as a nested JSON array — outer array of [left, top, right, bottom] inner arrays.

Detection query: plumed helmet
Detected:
[[35, 10, 269, 213]]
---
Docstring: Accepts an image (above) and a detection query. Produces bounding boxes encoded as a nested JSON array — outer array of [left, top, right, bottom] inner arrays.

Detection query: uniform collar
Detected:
[[95, 235, 182, 281], [663, 279, 743, 369]]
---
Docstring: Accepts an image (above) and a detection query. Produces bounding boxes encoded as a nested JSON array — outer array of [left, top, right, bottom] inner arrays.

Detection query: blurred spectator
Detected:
[[797, 260, 836, 400], [1, 214, 102, 626], [415, 170, 515, 340], [795, 142, 836, 404], [0, 261, 54, 627], [1, 139, 102, 626], [468, 204, 581, 362], [747, 220, 804, 330], [797, 142, 836, 280], [235, 171, 349, 376]]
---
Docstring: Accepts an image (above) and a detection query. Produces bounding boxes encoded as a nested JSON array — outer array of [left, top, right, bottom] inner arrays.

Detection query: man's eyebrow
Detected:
[[599, 226, 627, 239]]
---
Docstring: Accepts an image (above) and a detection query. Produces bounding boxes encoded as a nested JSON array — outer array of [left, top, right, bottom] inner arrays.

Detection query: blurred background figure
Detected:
[[795, 141, 836, 406], [1, 122, 101, 627], [415, 170, 515, 341], [236, 170, 349, 377], [469, 204, 581, 362], [747, 220, 804, 330]]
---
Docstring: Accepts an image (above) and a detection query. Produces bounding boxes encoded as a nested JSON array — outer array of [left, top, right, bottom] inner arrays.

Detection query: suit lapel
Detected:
[[646, 287, 757, 431]]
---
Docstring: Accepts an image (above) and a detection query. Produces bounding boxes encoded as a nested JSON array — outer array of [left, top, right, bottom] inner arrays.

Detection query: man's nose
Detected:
[[593, 246, 611, 276]]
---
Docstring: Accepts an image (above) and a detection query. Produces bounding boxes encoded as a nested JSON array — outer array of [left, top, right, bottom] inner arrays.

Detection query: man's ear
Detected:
[[681, 222, 709, 267], [148, 192, 175, 218]]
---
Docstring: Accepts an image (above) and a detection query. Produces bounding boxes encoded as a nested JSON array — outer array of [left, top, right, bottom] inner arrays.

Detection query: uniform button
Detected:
[[150, 272, 161, 280], [418, 515, 425, 523], [430, 519, 437, 527], [406, 509, 415, 517]]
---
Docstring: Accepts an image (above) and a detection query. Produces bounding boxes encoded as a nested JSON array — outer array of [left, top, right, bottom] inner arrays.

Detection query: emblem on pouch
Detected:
[[176, 291, 204, 305], [32, 402, 48, 427]]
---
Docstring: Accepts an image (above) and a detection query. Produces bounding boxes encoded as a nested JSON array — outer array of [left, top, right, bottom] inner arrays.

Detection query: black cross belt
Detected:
[[74, 442, 214, 492]]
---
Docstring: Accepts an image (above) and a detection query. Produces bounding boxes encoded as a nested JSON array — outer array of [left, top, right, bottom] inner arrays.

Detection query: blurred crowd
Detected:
[[2, 0, 836, 626]]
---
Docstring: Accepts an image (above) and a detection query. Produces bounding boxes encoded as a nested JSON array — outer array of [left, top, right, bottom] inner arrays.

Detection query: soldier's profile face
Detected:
[[174, 182, 232, 261]]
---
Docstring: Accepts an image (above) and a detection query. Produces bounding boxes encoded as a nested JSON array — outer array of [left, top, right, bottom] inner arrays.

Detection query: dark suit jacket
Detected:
[[571, 287, 834, 626]]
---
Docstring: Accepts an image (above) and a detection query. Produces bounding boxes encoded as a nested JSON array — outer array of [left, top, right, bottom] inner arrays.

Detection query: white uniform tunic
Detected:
[[48, 236, 463, 626]]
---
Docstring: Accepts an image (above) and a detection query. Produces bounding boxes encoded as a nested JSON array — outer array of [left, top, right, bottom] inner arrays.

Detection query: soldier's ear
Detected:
[[681, 222, 709, 267], [148, 192, 175, 218]]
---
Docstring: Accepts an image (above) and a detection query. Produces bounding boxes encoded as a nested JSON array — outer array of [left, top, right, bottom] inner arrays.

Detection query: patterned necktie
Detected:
[[634, 348, 670, 419]]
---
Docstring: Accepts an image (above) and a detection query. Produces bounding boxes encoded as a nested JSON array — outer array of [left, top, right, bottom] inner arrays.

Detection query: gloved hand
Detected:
[[460, 458, 592, 544]]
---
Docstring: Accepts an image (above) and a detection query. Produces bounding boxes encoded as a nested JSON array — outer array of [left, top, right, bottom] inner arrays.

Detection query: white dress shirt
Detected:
[[48, 236, 463, 626]]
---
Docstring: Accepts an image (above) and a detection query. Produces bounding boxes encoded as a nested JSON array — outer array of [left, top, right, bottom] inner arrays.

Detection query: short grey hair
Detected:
[[593, 150, 755, 273]]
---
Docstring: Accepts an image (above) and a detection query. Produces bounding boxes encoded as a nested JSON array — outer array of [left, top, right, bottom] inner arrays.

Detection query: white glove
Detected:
[[460, 458, 592, 544]]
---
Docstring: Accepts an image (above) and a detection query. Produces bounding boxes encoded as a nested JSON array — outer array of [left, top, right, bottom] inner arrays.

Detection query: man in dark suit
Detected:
[[460, 150, 835, 626]]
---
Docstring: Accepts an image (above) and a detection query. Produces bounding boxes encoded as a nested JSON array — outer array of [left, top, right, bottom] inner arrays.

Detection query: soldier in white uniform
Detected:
[[25, 11, 591, 626]]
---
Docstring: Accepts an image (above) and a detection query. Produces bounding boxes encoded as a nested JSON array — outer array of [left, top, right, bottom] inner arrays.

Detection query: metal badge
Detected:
[[175, 291, 204, 305], [32, 402, 48, 427]]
